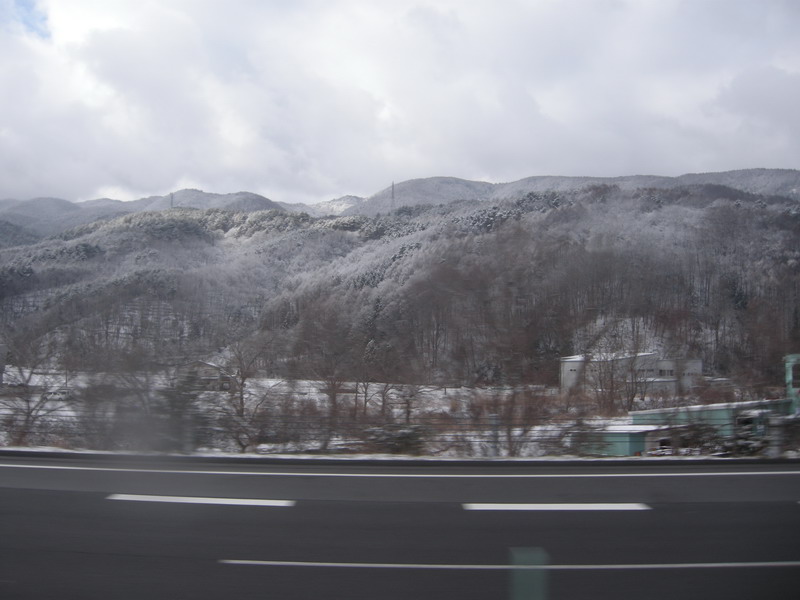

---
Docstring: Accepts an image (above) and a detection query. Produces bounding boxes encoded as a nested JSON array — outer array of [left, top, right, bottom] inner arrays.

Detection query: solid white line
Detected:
[[107, 494, 295, 507], [463, 502, 651, 511], [2, 462, 799, 479], [220, 559, 800, 571]]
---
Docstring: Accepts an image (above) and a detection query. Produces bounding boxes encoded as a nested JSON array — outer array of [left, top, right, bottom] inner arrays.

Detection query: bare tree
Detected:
[[98, 345, 190, 451], [467, 389, 549, 457], [71, 375, 119, 450], [210, 388, 271, 452], [580, 317, 655, 414], [499, 389, 550, 457], [222, 334, 273, 421], [0, 331, 69, 446]]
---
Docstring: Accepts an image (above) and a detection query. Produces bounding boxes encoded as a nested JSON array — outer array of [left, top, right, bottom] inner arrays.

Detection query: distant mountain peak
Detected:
[[282, 195, 365, 217], [136, 189, 283, 212], [341, 168, 800, 216]]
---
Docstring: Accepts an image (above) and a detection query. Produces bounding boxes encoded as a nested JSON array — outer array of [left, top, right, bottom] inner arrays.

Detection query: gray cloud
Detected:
[[0, 0, 798, 204]]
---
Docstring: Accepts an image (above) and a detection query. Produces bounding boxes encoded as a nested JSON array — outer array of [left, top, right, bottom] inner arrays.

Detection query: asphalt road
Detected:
[[1, 454, 799, 599]]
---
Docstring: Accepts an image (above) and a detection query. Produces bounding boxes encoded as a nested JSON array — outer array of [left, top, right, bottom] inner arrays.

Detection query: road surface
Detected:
[[1, 453, 799, 599]]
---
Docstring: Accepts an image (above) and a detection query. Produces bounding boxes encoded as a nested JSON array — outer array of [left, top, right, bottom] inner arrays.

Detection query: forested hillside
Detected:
[[1, 172, 799, 396]]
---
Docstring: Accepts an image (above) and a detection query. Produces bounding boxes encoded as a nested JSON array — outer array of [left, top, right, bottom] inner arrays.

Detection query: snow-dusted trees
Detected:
[[248, 190, 798, 396]]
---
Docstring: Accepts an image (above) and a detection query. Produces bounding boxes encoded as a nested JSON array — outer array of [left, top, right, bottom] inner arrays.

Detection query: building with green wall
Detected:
[[575, 354, 800, 456], [630, 398, 793, 437], [577, 424, 677, 456]]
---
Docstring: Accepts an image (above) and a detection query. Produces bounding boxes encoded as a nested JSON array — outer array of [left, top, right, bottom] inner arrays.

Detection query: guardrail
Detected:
[[2, 409, 797, 458]]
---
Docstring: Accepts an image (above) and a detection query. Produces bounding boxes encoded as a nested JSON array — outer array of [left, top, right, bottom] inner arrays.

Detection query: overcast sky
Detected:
[[1, 0, 798, 204]]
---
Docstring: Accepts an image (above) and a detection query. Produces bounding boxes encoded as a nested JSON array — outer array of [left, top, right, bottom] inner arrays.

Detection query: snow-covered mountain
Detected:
[[345, 177, 495, 216], [0, 189, 284, 241], [127, 189, 282, 212], [281, 195, 365, 217], [1, 167, 798, 393], [0, 197, 82, 236]]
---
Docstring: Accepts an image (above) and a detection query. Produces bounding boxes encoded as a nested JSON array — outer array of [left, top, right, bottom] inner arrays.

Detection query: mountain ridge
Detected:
[[345, 168, 800, 216], [1, 169, 797, 241]]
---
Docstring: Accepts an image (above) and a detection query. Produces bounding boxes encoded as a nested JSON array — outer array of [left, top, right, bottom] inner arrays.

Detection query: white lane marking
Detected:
[[463, 503, 651, 511], [2, 463, 800, 479], [220, 559, 800, 570], [107, 494, 295, 507]]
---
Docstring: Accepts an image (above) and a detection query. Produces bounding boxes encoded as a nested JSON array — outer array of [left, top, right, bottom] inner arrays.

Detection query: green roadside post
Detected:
[[785, 354, 800, 414], [510, 547, 549, 600]]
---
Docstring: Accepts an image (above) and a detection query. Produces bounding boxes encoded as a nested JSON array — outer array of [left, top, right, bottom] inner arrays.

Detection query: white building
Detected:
[[560, 352, 702, 397]]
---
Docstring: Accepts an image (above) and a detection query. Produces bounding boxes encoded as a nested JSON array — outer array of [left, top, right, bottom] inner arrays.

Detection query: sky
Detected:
[[1, 0, 798, 205]]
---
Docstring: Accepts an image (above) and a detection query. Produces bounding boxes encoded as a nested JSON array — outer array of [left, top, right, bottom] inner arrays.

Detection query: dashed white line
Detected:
[[463, 502, 651, 511], [107, 494, 295, 507], [220, 559, 800, 570]]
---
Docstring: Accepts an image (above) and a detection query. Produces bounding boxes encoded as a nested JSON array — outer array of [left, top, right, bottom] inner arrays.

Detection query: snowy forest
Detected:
[[1, 169, 799, 452]]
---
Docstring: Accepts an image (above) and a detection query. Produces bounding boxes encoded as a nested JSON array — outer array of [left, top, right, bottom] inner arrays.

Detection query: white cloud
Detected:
[[0, 0, 798, 204]]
